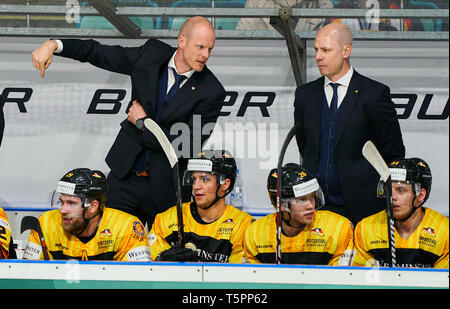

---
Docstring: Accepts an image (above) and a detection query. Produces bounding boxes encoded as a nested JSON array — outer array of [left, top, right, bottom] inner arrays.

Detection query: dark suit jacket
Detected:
[[58, 39, 225, 213], [294, 70, 405, 223], [0, 94, 4, 148]]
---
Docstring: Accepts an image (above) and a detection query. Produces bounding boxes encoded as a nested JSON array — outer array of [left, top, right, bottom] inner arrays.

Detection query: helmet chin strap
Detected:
[[193, 177, 231, 210], [394, 196, 424, 223], [281, 201, 307, 229], [75, 202, 102, 237], [394, 182, 426, 223], [196, 186, 228, 210], [282, 213, 306, 229]]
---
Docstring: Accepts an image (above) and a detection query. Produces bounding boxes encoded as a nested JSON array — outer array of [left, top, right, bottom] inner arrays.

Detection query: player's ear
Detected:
[[220, 178, 231, 193], [88, 200, 100, 214], [415, 188, 427, 206]]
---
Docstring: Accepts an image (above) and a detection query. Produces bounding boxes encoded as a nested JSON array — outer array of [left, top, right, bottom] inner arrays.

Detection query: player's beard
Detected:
[[61, 213, 84, 233]]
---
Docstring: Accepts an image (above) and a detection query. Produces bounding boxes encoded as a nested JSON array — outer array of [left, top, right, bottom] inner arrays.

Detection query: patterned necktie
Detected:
[[167, 68, 187, 101], [329, 82, 340, 115]]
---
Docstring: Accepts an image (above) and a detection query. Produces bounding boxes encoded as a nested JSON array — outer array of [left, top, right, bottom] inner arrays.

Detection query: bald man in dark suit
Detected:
[[32, 17, 225, 227], [294, 23, 405, 225]]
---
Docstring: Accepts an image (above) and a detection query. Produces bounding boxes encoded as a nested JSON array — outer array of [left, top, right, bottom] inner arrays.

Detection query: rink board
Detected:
[[0, 260, 447, 289]]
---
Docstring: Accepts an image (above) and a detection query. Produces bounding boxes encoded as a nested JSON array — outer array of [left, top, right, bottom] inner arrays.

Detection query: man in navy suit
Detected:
[[31, 17, 226, 227], [294, 22, 405, 225], [0, 94, 3, 149]]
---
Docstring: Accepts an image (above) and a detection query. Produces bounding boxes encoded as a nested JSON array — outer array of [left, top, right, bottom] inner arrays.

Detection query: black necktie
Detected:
[[167, 68, 187, 101], [329, 82, 340, 115]]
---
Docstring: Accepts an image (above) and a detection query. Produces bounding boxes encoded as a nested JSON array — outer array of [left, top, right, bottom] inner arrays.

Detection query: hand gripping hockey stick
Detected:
[[143, 118, 185, 247], [275, 122, 302, 264], [21, 216, 50, 260], [362, 140, 397, 267]]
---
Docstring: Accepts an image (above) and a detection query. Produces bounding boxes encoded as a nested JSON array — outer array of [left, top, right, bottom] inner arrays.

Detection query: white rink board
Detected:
[[203, 264, 449, 288], [0, 260, 203, 282], [0, 261, 447, 289]]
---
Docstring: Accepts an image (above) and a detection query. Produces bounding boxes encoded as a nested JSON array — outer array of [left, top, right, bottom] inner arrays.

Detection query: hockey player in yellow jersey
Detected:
[[353, 158, 449, 268], [149, 150, 253, 262], [244, 163, 354, 265], [0, 207, 16, 259], [23, 168, 150, 261]]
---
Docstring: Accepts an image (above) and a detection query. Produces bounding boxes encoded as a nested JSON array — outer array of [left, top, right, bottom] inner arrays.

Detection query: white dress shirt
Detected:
[[323, 66, 354, 109], [166, 50, 194, 93]]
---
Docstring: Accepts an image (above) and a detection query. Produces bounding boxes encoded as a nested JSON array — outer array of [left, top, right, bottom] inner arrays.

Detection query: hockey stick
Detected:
[[143, 118, 185, 247], [362, 140, 397, 267], [20, 216, 50, 260], [275, 122, 302, 264]]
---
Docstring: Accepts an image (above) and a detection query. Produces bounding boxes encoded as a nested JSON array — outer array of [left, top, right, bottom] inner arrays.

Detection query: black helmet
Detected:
[[183, 149, 237, 195], [52, 168, 107, 208], [267, 163, 324, 209], [386, 157, 432, 204]]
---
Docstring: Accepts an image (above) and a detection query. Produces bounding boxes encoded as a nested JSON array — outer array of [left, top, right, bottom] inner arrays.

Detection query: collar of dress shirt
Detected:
[[168, 50, 195, 79], [324, 66, 354, 89]]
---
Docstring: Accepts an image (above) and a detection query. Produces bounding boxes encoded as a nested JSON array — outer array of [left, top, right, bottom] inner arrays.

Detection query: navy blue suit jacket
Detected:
[[0, 94, 4, 148], [57, 39, 225, 212], [294, 70, 405, 223]]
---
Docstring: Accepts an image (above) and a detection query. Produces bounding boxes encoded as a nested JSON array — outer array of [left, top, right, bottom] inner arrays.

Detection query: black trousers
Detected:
[[0, 100, 4, 148], [106, 172, 156, 229], [106, 171, 192, 229]]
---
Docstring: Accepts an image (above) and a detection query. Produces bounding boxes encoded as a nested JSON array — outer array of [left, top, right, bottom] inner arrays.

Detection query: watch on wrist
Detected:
[[136, 117, 147, 130]]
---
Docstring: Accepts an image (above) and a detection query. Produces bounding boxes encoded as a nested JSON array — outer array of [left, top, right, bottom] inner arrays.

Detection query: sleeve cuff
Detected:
[[53, 39, 63, 54]]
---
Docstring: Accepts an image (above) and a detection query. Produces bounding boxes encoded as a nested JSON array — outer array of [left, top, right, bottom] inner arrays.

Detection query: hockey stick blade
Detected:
[[20, 215, 42, 235], [21, 216, 50, 260], [362, 141, 390, 182], [362, 140, 397, 267], [143, 118, 185, 246], [144, 118, 178, 169]]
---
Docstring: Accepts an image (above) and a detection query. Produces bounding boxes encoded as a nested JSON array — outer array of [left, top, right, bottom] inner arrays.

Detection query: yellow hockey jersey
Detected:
[[244, 210, 354, 265], [23, 207, 150, 261], [0, 207, 13, 259], [352, 208, 449, 268], [149, 202, 254, 263]]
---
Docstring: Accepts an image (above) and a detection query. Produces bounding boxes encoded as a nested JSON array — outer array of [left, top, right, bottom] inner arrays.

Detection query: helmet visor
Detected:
[[377, 167, 409, 198], [50, 190, 62, 208], [183, 171, 226, 186], [183, 158, 217, 187], [282, 178, 325, 214], [183, 171, 214, 186], [377, 179, 422, 199], [50, 180, 89, 208], [50, 191, 89, 208], [282, 189, 325, 213], [50, 180, 76, 208]]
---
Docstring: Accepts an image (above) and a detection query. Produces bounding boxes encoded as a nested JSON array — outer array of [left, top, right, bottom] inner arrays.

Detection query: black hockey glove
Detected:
[[156, 247, 200, 262]]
